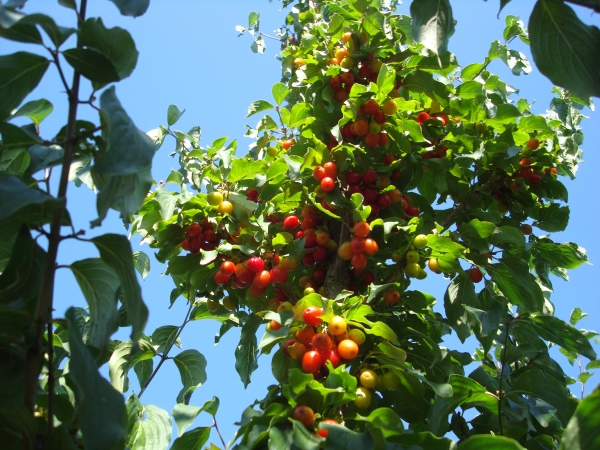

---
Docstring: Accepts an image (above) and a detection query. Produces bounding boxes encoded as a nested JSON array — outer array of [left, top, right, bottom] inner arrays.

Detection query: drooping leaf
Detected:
[[173, 349, 208, 404], [0, 51, 49, 122], [132, 250, 150, 280], [94, 86, 155, 176], [235, 313, 262, 387], [92, 234, 148, 347], [91, 87, 155, 225], [410, 0, 455, 55], [66, 308, 127, 450], [70, 258, 120, 358], [444, 275, 478, 342], [529, 0, 600, 98]]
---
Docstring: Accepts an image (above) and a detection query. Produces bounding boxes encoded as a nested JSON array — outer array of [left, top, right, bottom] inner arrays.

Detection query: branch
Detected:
[[138, 302, 194, 398], [275, 282, 299, 304], [23, 0, 88, 435], [497, 316, 511, 436]]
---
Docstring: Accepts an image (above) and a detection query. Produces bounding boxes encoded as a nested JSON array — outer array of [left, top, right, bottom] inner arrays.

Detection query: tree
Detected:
[[0, 0, 598, 449]]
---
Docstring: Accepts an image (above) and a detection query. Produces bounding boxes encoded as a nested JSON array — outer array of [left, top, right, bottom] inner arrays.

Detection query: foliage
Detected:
[[0, 0, 598, 449]]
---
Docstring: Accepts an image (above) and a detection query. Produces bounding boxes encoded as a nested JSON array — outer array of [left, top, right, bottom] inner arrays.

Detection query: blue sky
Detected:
[[4, 0, 600, 445]]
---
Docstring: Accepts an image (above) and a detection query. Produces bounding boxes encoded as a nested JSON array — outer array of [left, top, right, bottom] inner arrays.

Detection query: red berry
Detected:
[[283, 215, 300, 230], [247, 257, 265, 273], [469, 267, 483, 283], [303, 306, 323, 326], [321, 177, 336, 192], [362, 170, 378, 185]]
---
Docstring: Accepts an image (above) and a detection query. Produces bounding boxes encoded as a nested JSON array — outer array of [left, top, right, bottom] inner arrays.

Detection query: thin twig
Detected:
[[45, 46, 72, 96], [213, 417, 227, 449], [257, 31, 284, 42], [138, 302, 194, 398]]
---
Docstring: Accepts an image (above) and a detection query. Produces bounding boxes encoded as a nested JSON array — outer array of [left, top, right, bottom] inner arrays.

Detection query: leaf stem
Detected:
[[138, 301, 194, 398]]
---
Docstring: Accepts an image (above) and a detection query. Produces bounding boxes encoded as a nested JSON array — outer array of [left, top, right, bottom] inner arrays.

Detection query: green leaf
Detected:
[[0, 176, 63, 234], [168, 104, 185, 126], [91, 86, 155, 225], [510, 369, 578, 426], [79, 17, 138, 85], [427, 234, 465, 271], [0, 227, 46, 315], [536, 242, 588, 269], [0, 13, 42, 43], [170, 427, 211, 450], [444, 275, 478, 342], [92, 234, 149, 347], [356, 407, 404, 439], [427, 374, 497, 436], [560, 386, 600, 450], [272, 82, 290, 105], [12, 98, 53, 125], [570, 307, 588, 326], [108, 0, 150, 18], [125, 395, 172, 450], [228, 158, 268, 183], [534, 204, 570, 232], [70, 259, 120, 358], [410, 0, 455, 55], [173, 349, 208, 404], [292, 420, 323, 449], [94, 86, 154, 175], [151, 325, 181, 354], [0, 51, 49, 122], [62, 48, 120, 84], [172, 404, 202, 437], [289, 102, 312, 128], [235, 314, 262, 387], [246, 99, 274, 117], [321, 423, 373, 449], [66, 308, 127, 450], [529, 315, 596, 360], [487, 256, 545, 312], [529, 0, 600, 98], [458, 435, 525, 450], [248, 11, 260, 27], [133, 250, 150, 280]]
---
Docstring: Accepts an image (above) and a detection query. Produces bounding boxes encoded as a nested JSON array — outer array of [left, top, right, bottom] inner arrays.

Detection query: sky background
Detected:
[[4, 0, 600, 446]]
